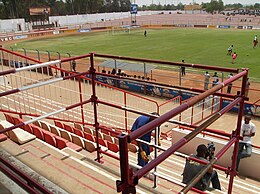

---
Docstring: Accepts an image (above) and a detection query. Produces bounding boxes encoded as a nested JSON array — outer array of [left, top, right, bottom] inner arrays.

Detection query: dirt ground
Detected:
[[73, 63, 260, 103]]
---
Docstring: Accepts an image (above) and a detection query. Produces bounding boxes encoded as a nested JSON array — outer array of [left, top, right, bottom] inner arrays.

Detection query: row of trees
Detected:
[[0, 0, 259, 19], [140, 3, 184, 11], [0, 0, 131, 19], [140, 1, 260, 13]]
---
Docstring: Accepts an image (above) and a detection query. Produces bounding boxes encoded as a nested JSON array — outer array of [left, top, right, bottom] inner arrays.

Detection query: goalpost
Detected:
[[109, 26, 131, 35]]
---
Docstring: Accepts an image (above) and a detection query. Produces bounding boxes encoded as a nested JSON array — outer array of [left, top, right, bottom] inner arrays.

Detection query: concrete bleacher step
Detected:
[[1, 139, 86, 193], [62, 147, 88, 160], [160, 139, 260, 194], [25, 139, 69, 159], [0, 139, 118, 193], [82, 149, 194, 194], [64, 147, 184, 193], [29, 141, 118, 193], [1, 121, 260, 194], [0, 171, 27, 194], [0, 136, 222, 194], [0, 147, 68, 194], [152, 139, 260, 194]]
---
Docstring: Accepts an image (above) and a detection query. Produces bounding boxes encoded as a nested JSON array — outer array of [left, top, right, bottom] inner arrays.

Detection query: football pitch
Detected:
[[8, 28, 260, 79]]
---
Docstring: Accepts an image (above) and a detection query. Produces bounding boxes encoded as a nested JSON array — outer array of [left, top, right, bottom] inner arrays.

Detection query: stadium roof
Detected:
[[98, 60, 157, 72]]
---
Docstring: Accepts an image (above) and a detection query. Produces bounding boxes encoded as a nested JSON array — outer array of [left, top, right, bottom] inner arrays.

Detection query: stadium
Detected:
[[0, 2, 260, 194]]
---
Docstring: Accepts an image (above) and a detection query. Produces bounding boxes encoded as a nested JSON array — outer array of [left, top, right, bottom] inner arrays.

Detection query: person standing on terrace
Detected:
[[131, 112, 160, 167], [236, 115, 256, 171]]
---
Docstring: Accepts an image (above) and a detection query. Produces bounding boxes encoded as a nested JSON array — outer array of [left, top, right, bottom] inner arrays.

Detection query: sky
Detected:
[[133, 0, 259, 6]]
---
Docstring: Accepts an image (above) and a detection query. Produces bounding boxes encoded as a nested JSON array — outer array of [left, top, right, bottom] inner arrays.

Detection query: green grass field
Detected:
[[7, 28, 260, 79]]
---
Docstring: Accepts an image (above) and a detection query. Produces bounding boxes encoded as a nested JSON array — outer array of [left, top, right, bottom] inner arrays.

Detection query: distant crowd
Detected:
[[101, 68, 152, 81]]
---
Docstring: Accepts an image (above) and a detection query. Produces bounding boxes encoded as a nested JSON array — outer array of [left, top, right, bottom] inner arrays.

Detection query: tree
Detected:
[[120, 0, 131, 12], [54, 1, 67, 16], [176, 3, 184, 10], [217, 0, 224, 12], [254, 3, 260, 9], [88, 0, 103, 13], [201, 2, 209, 9], [225, 3, 243, 10], [205, 0, 223, 14]]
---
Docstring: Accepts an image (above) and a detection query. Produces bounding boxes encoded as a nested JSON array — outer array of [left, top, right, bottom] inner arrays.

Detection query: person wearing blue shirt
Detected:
[[131, 113, 160, 167]]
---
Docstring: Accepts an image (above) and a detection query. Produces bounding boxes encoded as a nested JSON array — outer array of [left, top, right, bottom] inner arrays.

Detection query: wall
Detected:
[[0, 19, 25, 32]]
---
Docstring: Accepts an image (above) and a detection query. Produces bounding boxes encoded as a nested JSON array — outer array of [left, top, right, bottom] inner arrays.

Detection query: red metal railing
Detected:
[[0, 48, 255, 193], [117, 69, 248, 194]]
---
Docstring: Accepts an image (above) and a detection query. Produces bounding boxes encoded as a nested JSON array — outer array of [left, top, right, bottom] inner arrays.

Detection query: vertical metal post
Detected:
[[153, 126, 159, 188], [46, 50, 50, 61], [219, 95, 223, 112], [143, 62, 147, 94], [90, 53, 101, 163], [0, 49, 4, 68], [78, 76, 85, 125], [114, 59, 117, 71], [45, 50, 51, 76], [211, 96, 215, 114], [56, 52, 61, 60], [221, 72, 224, 93], [35, 49, 40, 61], [179, 98, 182, 122], [56, 52, 62, 76], [124, 92, 128, 132], [22, 48, 27, 64], [191, 105, 194, 124], [35, 49, 41, 75], [143, 62, 146, 78], [67, 53, 72, 71], [202, 99, 205, 120], [114, 59, 117, 87], [228, 70, 248, 194], [116, 133, 135, 193], [179, 67, 181, 86]]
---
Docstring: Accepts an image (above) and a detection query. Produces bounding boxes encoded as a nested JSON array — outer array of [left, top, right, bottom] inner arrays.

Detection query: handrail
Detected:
[[117, 68, 247, 193], [158, 95, 182, 107], [0, 48, 159, 114], [129, 71, 247, 142], [0, 60, 60, 76], [0, 156, 52, 194], [0, 47, 41, 63], [95, 53, 240, 73], [0, 99, 92, 134], [95, 78, 159, 106], [0, 48, 254, 193], [180, 137, 237, 193], [134, 97, 242, 181], [253, 98, 260, 105]]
